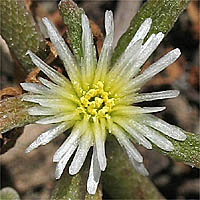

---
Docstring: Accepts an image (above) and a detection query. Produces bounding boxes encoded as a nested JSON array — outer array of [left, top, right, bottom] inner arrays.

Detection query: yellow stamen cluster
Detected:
[[77, 81, 115, 119]]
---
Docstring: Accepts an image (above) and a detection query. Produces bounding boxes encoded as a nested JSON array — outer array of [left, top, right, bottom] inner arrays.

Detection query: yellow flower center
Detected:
[[77, 81, 115, 120]]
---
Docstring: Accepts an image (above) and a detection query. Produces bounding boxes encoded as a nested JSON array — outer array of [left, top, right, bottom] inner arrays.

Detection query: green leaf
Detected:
[[58, 0, 84, 64], [112, 0, 190, 64], [0, 0, 47, 73], [154, 131, 200, 168], [84, 189, 102, 200], [103, 136, 165, 199], [0, 96, 42, 134], [51, 173, 84, 200]]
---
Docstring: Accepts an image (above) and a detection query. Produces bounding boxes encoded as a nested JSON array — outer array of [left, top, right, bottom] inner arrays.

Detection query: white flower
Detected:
[[21, 11, 186, 194]]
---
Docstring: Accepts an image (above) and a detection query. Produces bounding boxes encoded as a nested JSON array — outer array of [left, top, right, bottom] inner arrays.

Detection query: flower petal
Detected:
[[127, 150, 149, 176], [27, 106, 59, 116], [106, 39, 143, 92], [93, 10, 114, 84], [129, 48, 181, 89], [42, 17, 81, 87], [131, 120, 174, 151], [112, 105, 166, 115], [20, 83, 52, 95], [113, 118, 152, 150], [53, 119, 88, 162], [132, 90, 180, 103], [39, 77, 80, 104], [112, 124, 144, 163], [36, 114, 76, 125], [22, 95, 75, 109], [25, 122, 71, 153], [69, 129, 93, 175], [26, 50, 69, 87], [127, 32, 164, 78], [116, 90, 179, 105], [55, 141, 78, 179], [93, 118, 107, 171], [81, 14, 97, 88], [87, 146, 101, 195], [141, 114, 187, 141], [126, 18, 152, 50]]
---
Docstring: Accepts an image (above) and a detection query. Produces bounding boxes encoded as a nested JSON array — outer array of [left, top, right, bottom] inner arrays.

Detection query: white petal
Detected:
[[53, 132, 80, 163], [26, 50, 69, 87], [22, 95, 64, 107], [127, 150, 149, 176], [39, 77, 80, 104], [132, 90, 180, 103], [93, 119, 107, 171], [131, 121, 174, 151], [105, 10, 114, 36], [20, 83, 51, 95], [39, 77, 58, 89], [93, 10, 114, 84], [130, 48, 181, 89], [69, 130, 93, 175], [22, 95, 76, 109], [126, 18, 152, 50], [35, 114, 75, 124], [112, 124, 144, 163], [22, 94, 54, 101], [87, 146, 101, 195], [140, 32, 164, 60], [28, 106, 58, 116], [42, 17, 80, 84], [128, 32, 164, 78], [105, 39, 143, 92], [112, 105, 166, 115], [142, 114, 186, 141], [81, 14, 97, 87], [25, 122, 70, 153], [55, 142, 78, 179], [116, 90, 179, 105], [53, 120, 88, 162], [39, 77, 74, 95], [113, 118, 152, 150]]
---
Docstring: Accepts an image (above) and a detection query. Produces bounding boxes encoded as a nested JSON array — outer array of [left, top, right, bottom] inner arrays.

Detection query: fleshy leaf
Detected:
[[0, 0, 46, 73], [112, 0, 190, 64], [58, 0, 85, 64], [0, 96, 42, 134], [154, 131, 200, 168]]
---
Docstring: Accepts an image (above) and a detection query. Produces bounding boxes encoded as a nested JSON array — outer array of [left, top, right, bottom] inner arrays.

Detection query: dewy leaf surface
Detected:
[[156, 131, 200, 168], [112, 0, 190, 64], [0, 96, 42, 134], [58, 0, 85, 64], [0, 0, 46, 73]]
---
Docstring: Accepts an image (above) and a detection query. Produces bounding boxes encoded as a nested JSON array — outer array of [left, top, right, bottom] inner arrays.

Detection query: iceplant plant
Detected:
[[21, 11, 186, 194]]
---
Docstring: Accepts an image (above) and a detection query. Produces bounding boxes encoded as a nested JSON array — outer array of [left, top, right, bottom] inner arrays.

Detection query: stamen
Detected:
[[76, 81, 115, 119]]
